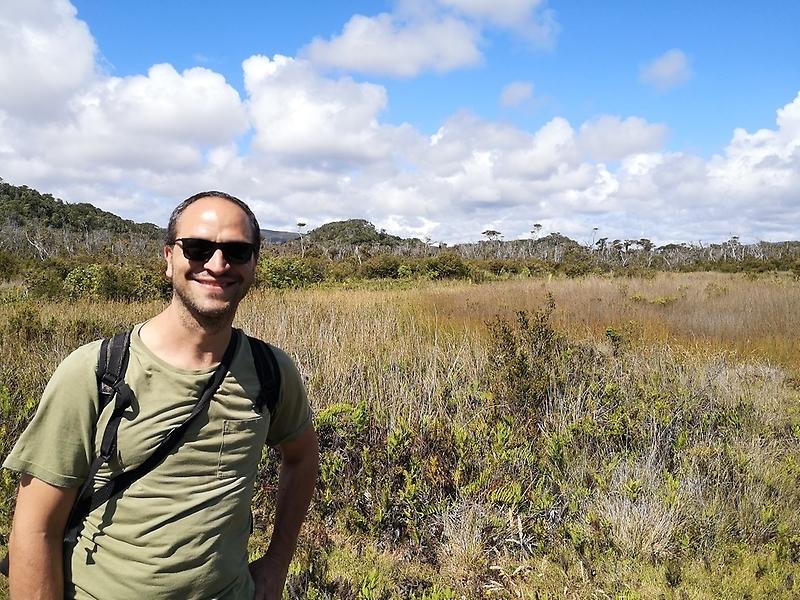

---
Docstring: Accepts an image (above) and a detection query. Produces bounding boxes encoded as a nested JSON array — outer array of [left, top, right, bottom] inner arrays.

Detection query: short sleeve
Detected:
[[2, 340, 102, 488], [265, 346, 312, 447]]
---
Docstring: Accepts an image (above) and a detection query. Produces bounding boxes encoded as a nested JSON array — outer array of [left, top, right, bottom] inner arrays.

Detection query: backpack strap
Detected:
[[97, 331, 131, 413], [63, 330, 134, 544], [64, 329, 240, 545], [1, 332, 133, 578], [247, 336, 281, 416]]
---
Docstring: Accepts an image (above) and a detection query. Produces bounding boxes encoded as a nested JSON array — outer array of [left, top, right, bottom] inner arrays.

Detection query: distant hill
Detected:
[[0, 182, 420, 250], [0, 181, 163, 238], [0, 180, 299, 246], [263, 229, 300, 244], [3, 179, 799, 271], [307, 219, 403, 246]]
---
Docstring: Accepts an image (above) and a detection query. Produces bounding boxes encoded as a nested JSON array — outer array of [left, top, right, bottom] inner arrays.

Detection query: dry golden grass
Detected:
[[408, 272, 800, 372], [2, 272, 799, 599]]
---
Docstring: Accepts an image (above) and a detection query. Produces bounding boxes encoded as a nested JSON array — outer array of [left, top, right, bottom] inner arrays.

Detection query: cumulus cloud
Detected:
[[500, 81, 534, 108], [1, 1, 799, 245], [0, 0, 97, 119], [243, 54, 421, 165], [3, 63, 247, 175], [304, 13, 481, 77], [577, 116, 668, 162], [639, 49, 692, 93], [304, 0, 558, 77], [707, 92, 800, 202], [438, 0, 559, 48]]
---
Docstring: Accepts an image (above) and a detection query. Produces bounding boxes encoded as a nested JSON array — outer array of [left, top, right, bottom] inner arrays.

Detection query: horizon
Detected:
[[8, 179, 800, 248], [0, 1, 798, 246]]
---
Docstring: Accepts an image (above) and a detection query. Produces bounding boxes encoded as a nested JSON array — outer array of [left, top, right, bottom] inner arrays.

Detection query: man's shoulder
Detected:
[[241, 334, 301, 382], [57, 338, 105, 374], [242, 333, 288, 362]]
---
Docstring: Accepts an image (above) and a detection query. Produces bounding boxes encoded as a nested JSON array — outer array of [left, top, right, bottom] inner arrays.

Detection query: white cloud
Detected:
[[92, 64, 248, 146], [243, 54, 421, 165], [438, 0, 559, 48], [304, 0, 558, 77], [639, 49, 692, 93], [304, 13, 481, 77], [500, 81, 534, 108], [0, 0, 97, 119], [2, 63, 247, 175], [578, 116, 668, 162], [1, 1, 799, 245], [707, 92, 800, 202]]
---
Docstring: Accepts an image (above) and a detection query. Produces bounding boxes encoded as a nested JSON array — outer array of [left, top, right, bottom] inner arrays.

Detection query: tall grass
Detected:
[[412, 272, 800, 370], [1, 273, 799, 599]]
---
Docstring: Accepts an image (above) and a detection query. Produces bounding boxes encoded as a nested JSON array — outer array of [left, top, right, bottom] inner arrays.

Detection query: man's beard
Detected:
[[172, 279, 250, 330]]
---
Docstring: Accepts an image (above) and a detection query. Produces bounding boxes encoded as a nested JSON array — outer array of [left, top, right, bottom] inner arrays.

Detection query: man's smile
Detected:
[[191, 277, 239, 290]]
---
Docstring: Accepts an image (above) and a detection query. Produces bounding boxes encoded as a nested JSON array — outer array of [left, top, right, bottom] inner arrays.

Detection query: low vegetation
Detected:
[[2, 181, 800, 298], [2, 274, 799, 599]]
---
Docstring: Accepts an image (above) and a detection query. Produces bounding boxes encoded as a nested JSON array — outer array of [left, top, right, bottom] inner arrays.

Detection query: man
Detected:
[[3, 191, 319, 599]]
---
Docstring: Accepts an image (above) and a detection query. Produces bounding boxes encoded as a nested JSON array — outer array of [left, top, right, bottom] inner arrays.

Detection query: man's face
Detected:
[[164, 196, 256, 325]]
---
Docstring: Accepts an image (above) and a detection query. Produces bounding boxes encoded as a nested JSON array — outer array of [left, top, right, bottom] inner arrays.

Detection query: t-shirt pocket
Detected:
[[217, 417, 265, 479]]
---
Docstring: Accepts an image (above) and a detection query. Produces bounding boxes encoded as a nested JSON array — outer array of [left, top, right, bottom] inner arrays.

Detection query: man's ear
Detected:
[[163, 244, 173, 278]]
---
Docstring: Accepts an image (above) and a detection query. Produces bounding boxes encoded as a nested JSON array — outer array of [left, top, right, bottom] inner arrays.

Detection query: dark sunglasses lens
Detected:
[[178, 239, 254, 264], [180, 239, 215, 261], [221, 242, 254, 264]]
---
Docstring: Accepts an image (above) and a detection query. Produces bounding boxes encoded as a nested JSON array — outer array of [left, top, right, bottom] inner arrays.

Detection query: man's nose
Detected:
[[205, 248, 230, 271]]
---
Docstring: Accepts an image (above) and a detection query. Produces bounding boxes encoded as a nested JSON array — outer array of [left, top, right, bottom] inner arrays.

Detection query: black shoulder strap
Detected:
[[247, 336, 281, 416], [97, 331, 131, 413], [63, 329, 240, 545], [1, 332, 133, 578]]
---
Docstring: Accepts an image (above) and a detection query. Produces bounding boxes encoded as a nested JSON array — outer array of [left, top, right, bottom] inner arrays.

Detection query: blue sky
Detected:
[[1, 0, 799, 244], [73, 0, 800, 155]]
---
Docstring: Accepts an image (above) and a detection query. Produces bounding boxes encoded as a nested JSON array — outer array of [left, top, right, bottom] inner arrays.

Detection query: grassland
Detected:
[[1, 272, 799, 599]]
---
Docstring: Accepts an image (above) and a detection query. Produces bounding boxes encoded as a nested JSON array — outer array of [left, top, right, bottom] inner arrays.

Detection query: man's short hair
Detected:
[[165, 191, 261, 253]]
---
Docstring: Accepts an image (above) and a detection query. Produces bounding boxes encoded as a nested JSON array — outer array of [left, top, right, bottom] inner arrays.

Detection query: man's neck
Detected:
[[140, 303, 235, 370]]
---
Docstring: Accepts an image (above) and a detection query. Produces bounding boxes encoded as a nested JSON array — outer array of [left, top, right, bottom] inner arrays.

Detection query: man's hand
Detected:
[[8, 474, 77, 600], [248, 552, 287, 600], [250, 425, 319, 600]]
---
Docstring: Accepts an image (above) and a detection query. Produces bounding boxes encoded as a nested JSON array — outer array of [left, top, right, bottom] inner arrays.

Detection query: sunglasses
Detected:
[[173, 238, 257, 264]]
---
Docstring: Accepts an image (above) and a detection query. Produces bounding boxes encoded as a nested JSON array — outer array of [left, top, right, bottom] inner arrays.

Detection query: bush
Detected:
[[328, 257, 358, 282], [425, 252, 469, 280], [110, 263, 170, 301], [524, 259, 555, 277], [258, 256, 327, 288], [61, 262, 169, 301], [360, 254, 401, 279], [791, 259, 800, 279], [0, 250, 23, 281], [64, 264, 114, 299], [485, 293, 560, 421], [24, 265, 69, 299]]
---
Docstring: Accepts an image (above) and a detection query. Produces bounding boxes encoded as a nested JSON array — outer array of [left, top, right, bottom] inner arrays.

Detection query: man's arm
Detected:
[[8, 474, 78, 600], [250, 425, 319, 600]]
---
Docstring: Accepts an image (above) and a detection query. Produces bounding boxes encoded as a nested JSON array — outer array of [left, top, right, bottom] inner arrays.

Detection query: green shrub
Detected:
[[64, 264, 114, 299], [524, 259, 555, 277], [109, 263, 170, 301], [485, 293, 560, 421], [360, 254, 401, 279], [257, 256, 327, 288], [791, 259, 800, 279], [24, 265, 69, 298], [328, 257, 359, 281], [397, 264, 414, 278], [62, 262, 168, 301], [0, 250, 23, 281], [425, 252, 469, 279]]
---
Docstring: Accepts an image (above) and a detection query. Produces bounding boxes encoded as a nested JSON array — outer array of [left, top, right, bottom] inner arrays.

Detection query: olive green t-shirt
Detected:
[[3, 325, 312, 600]]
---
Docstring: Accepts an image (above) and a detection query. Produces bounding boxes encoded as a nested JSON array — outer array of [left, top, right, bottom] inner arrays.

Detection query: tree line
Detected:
[[1, 180, 799, 296]]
